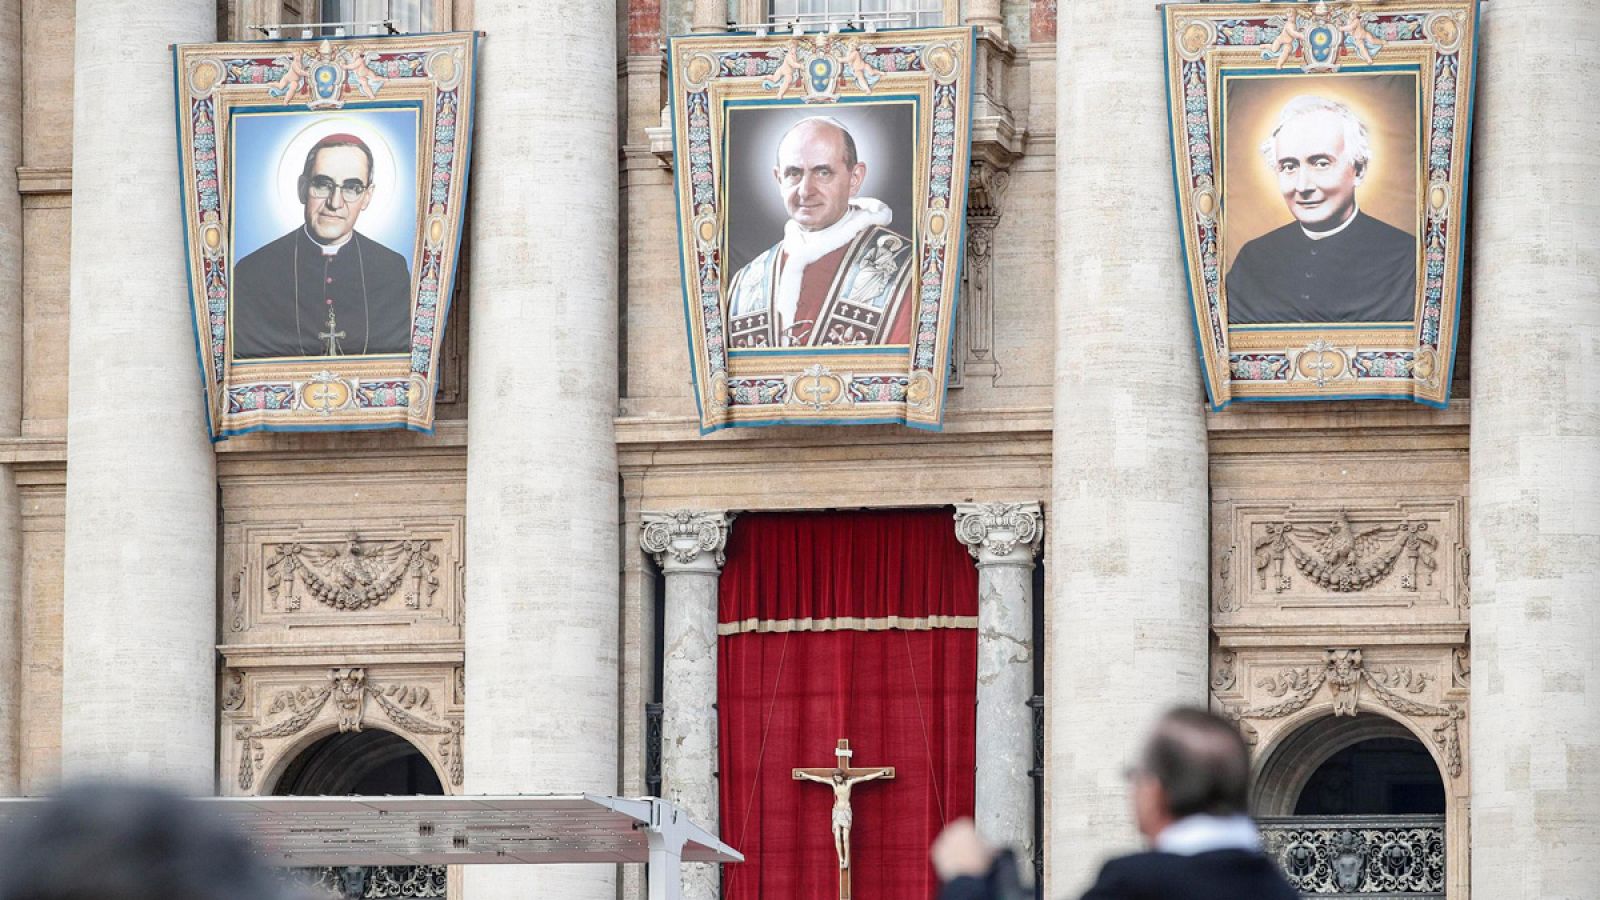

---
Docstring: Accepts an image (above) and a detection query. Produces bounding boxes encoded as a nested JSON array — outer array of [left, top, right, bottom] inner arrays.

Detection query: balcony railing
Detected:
[[1258, 815, 1445, 899], [294, 865, 447, 898]]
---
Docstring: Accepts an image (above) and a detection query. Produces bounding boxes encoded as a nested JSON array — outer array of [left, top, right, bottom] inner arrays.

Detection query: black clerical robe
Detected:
[[1225, 212, 1416, 325], [231, 228, 412, 359]]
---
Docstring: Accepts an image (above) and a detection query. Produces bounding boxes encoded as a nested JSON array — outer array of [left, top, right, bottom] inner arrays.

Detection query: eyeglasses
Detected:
[[307, 176, 370, 201]]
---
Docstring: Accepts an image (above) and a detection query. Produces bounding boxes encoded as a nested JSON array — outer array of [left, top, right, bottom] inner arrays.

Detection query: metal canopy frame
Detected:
[[0, 794, 740, 900]]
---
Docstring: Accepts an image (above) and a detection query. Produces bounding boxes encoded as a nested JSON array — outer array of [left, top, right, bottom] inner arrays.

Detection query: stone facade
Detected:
[[2, 2, 1596, 900]]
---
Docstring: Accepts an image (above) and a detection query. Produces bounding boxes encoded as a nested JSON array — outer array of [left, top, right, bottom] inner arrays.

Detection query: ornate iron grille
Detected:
[[295, 865, 447, 898], [1258, 815, 1445, 898], [646, 701, 664, 797]]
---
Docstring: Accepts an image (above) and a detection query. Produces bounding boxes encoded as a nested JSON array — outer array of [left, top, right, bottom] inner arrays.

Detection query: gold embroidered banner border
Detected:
[[1162, 2, 1477, 408], [668, 27, 975, 432], [174, 32, 478, 439], [717, 615, 978, 636]]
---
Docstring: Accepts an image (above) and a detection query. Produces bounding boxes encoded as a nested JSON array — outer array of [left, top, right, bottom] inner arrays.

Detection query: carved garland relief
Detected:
[[1215, 501, 1465, 616], [1210, 646, 1468, 780], [221, 666, 463, 793], [223, 518, 464, 633]]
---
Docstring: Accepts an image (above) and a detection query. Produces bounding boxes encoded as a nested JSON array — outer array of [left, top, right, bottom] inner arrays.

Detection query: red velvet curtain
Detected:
[[718, 510, 977, 899]]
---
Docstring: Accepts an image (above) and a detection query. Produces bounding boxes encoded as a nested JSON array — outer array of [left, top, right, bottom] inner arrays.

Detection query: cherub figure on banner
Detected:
[[764, 41, 805, 100], [1337, 6, 1387, 64], [1261, 2, 1385, 73], [843, 40, 880, 93], [268, 39, 388, 108], [1262, 14, 1305, 69]]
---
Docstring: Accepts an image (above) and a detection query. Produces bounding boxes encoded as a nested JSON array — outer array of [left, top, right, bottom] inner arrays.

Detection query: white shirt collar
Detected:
[[1302, 205, 1360, 241], [1154, 814, 1262, 856], [305, 226, 354, 256]]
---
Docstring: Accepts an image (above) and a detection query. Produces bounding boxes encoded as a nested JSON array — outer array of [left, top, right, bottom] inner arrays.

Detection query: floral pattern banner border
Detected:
[[173, 31, 478, 440], [667, 27, 976, 433], [1161, 2, 1478, 409]]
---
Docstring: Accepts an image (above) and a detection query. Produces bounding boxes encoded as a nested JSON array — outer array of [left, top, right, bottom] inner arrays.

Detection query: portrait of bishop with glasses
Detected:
[[231, 132, 412, 359]]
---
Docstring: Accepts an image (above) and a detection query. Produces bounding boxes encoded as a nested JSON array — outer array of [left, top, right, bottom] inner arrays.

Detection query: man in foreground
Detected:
[[933, 707, 1300, 900]]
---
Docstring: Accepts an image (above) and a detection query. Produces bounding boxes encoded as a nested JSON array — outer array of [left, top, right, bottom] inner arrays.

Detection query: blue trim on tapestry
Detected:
[[429, 30, 481, 401], [174, 43, 221, 440], [1160, 9, 1222, 411], [1210, 390, 1448, 411], [665, 36, 710, 429], [216, 419, 440, 440], [1441, 0, 1481, 397], [930, 25, 978, 432]]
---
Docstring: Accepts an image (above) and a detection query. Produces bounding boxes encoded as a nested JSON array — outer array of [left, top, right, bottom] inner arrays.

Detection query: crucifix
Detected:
[[793, 738, 895, 900], [319, 307, 345, 356]]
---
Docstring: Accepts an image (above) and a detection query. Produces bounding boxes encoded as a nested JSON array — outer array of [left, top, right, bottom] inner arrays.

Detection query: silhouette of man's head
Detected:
[[0, 781, 298, 900], [1129, 707, 1253, 840]]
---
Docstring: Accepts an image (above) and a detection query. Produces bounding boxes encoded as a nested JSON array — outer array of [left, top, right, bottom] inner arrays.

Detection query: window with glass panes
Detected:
[[770, 0, 943, 28], [320, 0, 437, 33]]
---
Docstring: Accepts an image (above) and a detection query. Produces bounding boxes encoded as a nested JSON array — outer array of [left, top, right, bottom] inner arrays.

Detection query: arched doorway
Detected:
[[276, 729, 448, 899], [1255, 714, 1447, 898]]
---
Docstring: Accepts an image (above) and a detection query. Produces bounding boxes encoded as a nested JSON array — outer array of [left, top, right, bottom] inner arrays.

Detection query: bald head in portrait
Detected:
[[725, 115, 915, 348], [1225, 95, 1416, 325]]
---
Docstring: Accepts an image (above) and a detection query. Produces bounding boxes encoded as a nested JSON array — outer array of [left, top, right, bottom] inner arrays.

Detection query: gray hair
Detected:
[[1259, 95, 1373, 173], [777, 116, 859, 168]]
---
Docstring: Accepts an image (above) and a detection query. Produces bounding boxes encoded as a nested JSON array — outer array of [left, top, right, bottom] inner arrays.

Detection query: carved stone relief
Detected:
[[222, 665, 463, 794], [1211, 645, 1468, 780], [1214, 501, 1466, 622], [955, 162, 1011, 387], [222, 518, 464, 635]]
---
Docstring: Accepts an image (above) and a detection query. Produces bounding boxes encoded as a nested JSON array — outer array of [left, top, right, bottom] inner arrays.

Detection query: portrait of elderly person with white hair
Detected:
[[1225, 94, 1417, 325], [725, 115, 915, 348]]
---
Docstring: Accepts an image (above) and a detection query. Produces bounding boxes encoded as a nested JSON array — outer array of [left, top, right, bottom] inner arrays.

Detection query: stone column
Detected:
[[60, 0, 217, 790], [1048, 0, 1210, 893], [0, 0, 20, 795], [965, 0, 1003, 32], [1470, 3, 1600, 897], [463, 1, 619, 897], [640, 510, 733, 900], [690, 0, 724, 33], [954, 502, 1042, 860]]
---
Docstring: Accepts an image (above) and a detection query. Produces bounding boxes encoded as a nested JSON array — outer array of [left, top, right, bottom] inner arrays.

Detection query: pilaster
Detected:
[[641, 510, 733, 900], [1469, 2, 1600, 896], [954, 501, 1042, 861], [61, 0, 217, 789]]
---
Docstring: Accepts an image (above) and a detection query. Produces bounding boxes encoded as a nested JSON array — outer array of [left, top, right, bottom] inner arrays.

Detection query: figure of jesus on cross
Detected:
[[793, 738, 894, 898]]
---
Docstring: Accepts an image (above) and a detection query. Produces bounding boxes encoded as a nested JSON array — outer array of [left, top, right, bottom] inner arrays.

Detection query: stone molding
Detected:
[[954, 501, 1043, 567], [220, 664, 463, 795], [1211, 644, 1469, 784], [640, 510, 733, 574], [222, 518, 464, 638], [1214, 500, 1466, 624]]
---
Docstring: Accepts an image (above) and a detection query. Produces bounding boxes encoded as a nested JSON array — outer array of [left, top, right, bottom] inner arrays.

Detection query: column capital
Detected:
[[954, 502, 1043, 567], [641, 510, 734, 574]]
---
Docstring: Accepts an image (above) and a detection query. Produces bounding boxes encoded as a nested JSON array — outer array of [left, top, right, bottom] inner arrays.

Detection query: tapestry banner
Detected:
[[173, 32, 477, 439], [1162, 2, 1478, 408], [667, 28, 976, 432]]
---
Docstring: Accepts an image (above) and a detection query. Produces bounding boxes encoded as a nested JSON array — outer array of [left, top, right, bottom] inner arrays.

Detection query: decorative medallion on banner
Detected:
[[1161, 2, 1478, 408], [173, 32, 478, 439], [667, 28, 976, 432]]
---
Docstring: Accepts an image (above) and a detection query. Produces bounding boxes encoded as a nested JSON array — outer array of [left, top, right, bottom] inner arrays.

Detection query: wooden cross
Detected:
[[319, 307, 345, 356], [792, 739, 895, 900]]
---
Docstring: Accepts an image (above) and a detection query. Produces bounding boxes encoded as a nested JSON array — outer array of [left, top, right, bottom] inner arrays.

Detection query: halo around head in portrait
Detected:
[[273, 117, 402, 238], [1258, 94, 1374, 175]]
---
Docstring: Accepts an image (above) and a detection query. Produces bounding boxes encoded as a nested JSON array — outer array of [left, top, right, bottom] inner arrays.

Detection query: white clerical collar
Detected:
[[305, 226, 354, 256], [1302, 206, 1359, 241], [1154, 814, 1262, 857]]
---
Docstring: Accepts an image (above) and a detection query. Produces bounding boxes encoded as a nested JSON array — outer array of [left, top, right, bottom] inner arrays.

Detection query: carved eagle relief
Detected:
[[265, 536, 440, 611], [1254, 511, 1438, 593]]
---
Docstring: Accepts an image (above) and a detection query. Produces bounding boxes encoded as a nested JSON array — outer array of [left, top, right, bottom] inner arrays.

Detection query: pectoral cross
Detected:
[[793, 739, 895, 900], [319, 307, 345, 356]]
